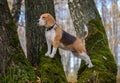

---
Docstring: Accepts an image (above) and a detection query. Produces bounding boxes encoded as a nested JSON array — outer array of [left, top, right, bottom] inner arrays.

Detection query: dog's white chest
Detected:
[[45, 30, 55, 44]]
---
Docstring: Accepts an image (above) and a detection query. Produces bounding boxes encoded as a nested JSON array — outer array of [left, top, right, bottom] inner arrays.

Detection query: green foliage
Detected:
[[2, 51, 37, 83], [3, 65, 32, 83], [77, 19, 117, 83], [2, 17, 37, 83], [36, 47, 67, 83], [2, 47, 67, 83]]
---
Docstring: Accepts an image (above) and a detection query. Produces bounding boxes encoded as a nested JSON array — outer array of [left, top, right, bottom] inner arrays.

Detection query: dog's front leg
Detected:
[[49, 40, 59, 58], [49, 47, 57, 58], [45, 40, 51, 56]]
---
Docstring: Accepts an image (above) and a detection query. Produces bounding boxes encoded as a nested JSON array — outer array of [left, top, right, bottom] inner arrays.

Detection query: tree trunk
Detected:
[[0, 0, 19, 81], [0, 0, 37, 82], [12, 0, 22, 23], [25, 0, 67, 82], [25, 0, 55, 65], [68, 0, 117, 82], [68, 0, 100, 37]]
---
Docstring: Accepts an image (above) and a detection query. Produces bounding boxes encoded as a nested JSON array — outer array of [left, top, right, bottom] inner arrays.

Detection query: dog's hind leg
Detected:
[[76, 52, 93, 68], [80, 52, 93, 68]]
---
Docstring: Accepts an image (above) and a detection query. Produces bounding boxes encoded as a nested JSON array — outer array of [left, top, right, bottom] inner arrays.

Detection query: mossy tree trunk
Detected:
[[25, 0, 67, 82], [0, 0, 38, 82], [68, 0, 117, 83], [0, 0, 19, 81], [68, 0, 100, 37]]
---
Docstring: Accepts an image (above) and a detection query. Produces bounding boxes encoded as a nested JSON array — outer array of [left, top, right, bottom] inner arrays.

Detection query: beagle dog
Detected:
[[38, 13, 93, 68]]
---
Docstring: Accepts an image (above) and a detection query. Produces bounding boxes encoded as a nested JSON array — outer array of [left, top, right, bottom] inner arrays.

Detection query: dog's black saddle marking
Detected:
[[61, 30, 76, 46]]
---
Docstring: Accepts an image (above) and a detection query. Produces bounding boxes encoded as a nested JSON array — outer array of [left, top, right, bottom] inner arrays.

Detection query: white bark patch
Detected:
[[17, 25, 27, 58]]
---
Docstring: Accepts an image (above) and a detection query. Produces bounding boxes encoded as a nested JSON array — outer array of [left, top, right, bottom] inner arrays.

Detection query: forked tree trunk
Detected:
[[68, 0, 117, 82], [0, 0, 25, 82]]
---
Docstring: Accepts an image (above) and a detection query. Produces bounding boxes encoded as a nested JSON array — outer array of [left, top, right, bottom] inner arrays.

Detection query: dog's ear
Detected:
[[40, 14, 48, 20], [46, 14, 55, 27]]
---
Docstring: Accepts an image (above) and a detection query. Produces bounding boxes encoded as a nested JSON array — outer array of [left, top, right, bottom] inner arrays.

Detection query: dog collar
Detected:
[[46, 23, 56, 31]]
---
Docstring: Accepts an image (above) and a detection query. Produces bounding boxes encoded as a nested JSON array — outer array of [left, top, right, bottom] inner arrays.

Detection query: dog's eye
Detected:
[[42, 17, 45, 19]]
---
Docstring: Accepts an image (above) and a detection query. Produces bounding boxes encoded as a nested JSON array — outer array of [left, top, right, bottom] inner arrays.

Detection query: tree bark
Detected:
[[25, 0, 55, 65], [68, 0, 100, 37], [0, 0, 16, 74], [12, 0, 22, 23], [68, 0, 117, 82], [0, 0, 24, 82], [0, 0, 38, 83]]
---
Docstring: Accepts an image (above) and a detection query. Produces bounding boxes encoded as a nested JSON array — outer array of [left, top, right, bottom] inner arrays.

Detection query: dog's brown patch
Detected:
[[53, 25, 86, 54], [53, 26, 62, 48], [72, 38, 86, 53]]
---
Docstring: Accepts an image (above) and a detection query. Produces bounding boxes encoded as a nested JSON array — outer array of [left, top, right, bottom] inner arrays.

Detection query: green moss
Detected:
[[36, 47, 67, 83], [2, 64, 36, 83], [2, 50, 37, 83], [2, 18, 38, 83], [77, 19, 117, 83]]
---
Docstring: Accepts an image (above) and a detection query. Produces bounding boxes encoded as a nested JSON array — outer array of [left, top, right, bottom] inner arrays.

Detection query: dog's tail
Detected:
[[83, 24, 88, 39]]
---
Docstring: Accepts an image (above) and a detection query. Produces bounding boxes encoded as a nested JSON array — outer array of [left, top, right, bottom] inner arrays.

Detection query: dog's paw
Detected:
[[49, 54, 54, 58], [88, 63, 94, 68], [45, 52, 50, 56]]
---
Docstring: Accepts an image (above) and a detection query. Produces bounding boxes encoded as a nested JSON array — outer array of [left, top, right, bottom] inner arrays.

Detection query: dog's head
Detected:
[[38, 13, 55, 27]]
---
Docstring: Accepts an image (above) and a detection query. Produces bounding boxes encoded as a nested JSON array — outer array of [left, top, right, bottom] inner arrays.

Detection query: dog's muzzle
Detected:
[[38, 18, 46, 26]]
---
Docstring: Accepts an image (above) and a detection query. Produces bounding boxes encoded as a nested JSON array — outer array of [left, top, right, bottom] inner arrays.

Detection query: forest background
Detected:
[[0, 0, 119, 83]]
